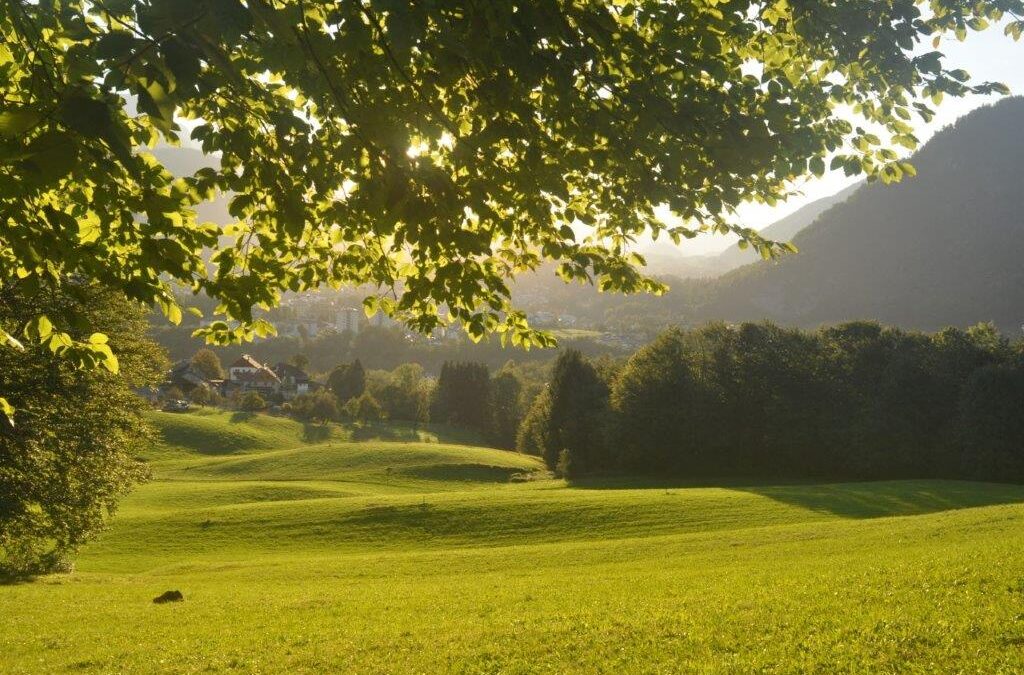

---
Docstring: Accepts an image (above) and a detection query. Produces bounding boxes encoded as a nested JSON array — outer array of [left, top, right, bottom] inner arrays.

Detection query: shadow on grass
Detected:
[[402, 463, 524, 483], [567, 476, 1024, 520], [350, 423, 423, 443], [737, 480, 1024, 519], [229, 411, 257, 423], [0, 570, 35, 586]]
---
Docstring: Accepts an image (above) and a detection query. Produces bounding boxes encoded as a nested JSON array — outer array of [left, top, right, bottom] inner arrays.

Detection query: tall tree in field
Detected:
[[545, 350, 610, 475], [516, 388, 553, 459], [0, 284, 165, 575], [2, 0, 1021, 418], [488, 370, 523, 450], [328, 360, 366, 403], [431, 361, 492, 432], [190, 347, 224, 380]]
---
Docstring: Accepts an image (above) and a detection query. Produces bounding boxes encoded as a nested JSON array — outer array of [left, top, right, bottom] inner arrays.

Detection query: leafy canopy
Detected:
[[1, 0, 1021, 417]]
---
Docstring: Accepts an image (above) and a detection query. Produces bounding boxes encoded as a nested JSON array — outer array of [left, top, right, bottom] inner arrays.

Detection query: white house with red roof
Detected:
[[225, 355, 281, 397]]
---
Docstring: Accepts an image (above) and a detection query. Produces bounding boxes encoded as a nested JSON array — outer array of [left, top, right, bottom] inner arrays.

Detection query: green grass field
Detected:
[[4, 409, 1024, 673]]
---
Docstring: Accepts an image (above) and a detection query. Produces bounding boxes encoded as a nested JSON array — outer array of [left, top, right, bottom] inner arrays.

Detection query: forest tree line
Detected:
[[189, 319, 1024, 484], [518, 321, 1024, 483]]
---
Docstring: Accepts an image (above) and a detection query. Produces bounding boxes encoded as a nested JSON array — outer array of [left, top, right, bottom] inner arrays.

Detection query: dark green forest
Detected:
[[521, 321, 1024, 483]]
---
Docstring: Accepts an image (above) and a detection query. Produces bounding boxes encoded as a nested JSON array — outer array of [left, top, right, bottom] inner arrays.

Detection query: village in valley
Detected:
[[158, 354, 316, 412]]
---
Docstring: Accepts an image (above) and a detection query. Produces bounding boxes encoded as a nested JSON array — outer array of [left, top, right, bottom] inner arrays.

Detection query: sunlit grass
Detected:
[[3, 410, 1024, 673]]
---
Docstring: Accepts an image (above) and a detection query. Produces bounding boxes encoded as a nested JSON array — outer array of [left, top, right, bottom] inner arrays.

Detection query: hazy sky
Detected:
[[674, 28, 1024, 256]]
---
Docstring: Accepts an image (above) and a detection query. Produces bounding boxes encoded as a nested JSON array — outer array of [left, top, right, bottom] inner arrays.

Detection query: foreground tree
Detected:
[[0, 284, 164, 575], [2, 0, 1022, 421]]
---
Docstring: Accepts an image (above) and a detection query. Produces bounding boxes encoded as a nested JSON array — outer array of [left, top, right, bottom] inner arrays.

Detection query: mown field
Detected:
[[3, 409, 1024, 673]]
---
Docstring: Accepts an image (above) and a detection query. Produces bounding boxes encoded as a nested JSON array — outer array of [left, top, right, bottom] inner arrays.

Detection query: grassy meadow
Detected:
[[3, 409, 1024, 673]]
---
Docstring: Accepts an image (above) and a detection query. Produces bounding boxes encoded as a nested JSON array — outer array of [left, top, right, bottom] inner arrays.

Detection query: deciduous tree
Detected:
[[190, 348, 224, 380], [0, 283, 163, 575], [3, 0, 1021, 419]]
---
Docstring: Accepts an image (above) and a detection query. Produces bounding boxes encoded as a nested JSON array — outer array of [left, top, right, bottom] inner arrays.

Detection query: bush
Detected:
[[285, 391, 337, 423], [189, 386, 220, 407], [344, 392, 385, 423], [238, 391, 266, 412]]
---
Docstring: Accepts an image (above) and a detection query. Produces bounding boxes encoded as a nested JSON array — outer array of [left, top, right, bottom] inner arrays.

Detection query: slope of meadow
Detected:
[[3, 410, 1024, 673]]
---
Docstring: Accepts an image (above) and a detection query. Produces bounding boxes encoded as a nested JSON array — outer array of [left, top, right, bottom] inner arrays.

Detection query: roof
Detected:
[[273, 362, 310, 381], [232, 368, 280, 384], [230, 354, 265, 369]]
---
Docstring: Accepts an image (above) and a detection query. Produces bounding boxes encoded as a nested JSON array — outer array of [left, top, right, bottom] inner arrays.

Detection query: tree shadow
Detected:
[[735, 480, 1024, 519], [350, 423, 423, 442], [229, 411, 256, 423], [402, 463, 524, 483], [569, 476, 1024, 520], [0, 570, 36, 586], [567, 475, 816, 491]]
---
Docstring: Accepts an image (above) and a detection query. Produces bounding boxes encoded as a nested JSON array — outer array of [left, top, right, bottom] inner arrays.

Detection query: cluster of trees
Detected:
[[521, 322, 1024, 482], [283, 358, 540, 448], [286, 360, 422, 426], [429, 361, 545, 449]]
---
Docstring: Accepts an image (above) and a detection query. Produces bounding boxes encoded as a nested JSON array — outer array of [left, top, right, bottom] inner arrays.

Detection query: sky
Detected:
[[670, 27, 1024, 256]]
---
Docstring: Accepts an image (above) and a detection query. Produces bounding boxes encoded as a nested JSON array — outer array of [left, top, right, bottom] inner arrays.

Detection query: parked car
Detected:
[[161, 399, 191, 412]]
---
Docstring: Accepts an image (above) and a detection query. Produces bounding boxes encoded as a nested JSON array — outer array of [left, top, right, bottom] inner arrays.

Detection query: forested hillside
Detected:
[[705, 97, 1024, 331]]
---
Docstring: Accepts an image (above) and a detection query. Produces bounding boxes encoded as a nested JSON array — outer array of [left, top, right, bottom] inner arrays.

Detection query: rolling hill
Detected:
[[703, 97, 1024, 331], [3, 411, 1024, 672]]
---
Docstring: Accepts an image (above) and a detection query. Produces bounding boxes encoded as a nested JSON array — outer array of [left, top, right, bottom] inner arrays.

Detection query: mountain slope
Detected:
[[712, 181, 861, 272], [705, 97, 1024, 331], [641, 182, 860, 278]]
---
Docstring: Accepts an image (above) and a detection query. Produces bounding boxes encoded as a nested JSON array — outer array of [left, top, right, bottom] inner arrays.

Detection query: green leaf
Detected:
[[0, 396, 13, 426], [36, 315, 54, 340], [809, 156, 825, 177], [0, 109, 42, 138]]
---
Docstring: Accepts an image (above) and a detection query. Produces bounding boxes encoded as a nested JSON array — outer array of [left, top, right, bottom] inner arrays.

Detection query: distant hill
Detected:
[[702, 97, 1024, 333], [712, 182, 861, 272], [145, 100, 1024, 335], [642, 182, 861, 278]]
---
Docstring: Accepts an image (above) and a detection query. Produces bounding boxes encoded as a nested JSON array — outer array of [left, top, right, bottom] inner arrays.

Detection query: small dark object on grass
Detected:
[[153, 590, 184, 604]]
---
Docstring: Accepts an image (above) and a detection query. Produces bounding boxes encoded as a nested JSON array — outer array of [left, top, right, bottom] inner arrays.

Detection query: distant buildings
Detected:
[[269, 299, 363, 337], [335, 308, 361, 334], [158, 354, 315, 403], [168, 360, 212, 391], [275, 320, 323, 339], [271, 362, 312, 399], [368, 311, 399, 329]]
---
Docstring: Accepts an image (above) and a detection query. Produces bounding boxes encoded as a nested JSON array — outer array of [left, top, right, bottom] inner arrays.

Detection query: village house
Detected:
[[224, 354, 281, 398], [272, 362, 313, 400]]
